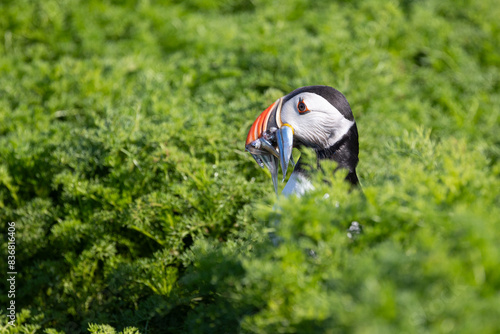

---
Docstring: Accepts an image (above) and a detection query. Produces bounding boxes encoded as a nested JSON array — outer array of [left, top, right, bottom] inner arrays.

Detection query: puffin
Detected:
[[245, 85, 359, 196]]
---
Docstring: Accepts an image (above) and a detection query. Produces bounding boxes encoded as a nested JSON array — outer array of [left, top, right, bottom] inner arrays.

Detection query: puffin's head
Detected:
[[278, 86, 355, 149], [245, 85, 358, 193]]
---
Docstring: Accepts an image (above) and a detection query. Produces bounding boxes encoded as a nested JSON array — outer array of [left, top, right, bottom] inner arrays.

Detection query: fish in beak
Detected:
[[245, 97, 295, 193]]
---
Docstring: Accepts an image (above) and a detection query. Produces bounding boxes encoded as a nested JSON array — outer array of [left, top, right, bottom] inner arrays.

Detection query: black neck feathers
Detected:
[[295, 124, 359, 186], [316, 123, 359, 185]]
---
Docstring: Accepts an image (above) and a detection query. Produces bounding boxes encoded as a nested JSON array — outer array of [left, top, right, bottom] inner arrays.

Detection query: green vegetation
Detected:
[[1, 0, 499, 332]]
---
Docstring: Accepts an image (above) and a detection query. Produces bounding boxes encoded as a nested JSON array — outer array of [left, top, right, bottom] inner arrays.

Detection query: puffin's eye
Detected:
[[297, 98, 309, 114]]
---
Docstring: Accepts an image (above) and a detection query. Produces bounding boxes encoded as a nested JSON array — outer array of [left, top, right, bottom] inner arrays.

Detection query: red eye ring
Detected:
[[297, 98, 309, 114]]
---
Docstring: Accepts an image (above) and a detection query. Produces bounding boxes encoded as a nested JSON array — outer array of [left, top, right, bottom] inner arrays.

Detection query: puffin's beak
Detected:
[[245, 98, 295, 193]]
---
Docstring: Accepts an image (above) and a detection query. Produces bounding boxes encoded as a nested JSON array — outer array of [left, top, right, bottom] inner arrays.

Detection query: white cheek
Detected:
[[326, 115, 355, 147], [293, 113, 331, 146], [281, 94, 354, 149], [285, 111, 354, 148]]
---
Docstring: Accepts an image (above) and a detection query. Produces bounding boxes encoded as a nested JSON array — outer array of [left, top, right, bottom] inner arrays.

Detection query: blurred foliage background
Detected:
[[0, 0, 499, 333]]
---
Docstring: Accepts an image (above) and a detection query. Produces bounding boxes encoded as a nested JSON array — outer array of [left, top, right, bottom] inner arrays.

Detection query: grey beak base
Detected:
[[277, 126, 294, 182]]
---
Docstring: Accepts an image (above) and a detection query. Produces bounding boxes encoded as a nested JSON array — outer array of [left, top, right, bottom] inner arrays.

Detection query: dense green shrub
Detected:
[[0, 0, 499, 333]]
